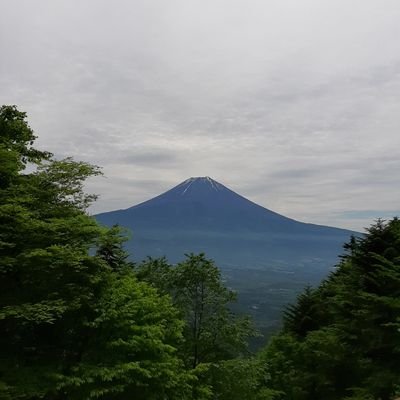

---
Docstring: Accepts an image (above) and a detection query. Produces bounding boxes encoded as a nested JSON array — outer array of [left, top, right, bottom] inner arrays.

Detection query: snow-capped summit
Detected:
[[179, 177, 222, 194]]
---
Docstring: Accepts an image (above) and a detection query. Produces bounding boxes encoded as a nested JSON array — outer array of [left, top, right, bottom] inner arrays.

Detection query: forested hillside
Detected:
[[1, 106, 399, 399]]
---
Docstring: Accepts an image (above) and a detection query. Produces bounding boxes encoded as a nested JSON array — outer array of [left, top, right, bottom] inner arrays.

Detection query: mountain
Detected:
[[95, 177, 358, 338], [96, 176, 355, 269]]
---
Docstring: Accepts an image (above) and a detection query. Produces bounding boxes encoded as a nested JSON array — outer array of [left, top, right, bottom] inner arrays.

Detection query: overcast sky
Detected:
[[1, 0, 400, 231]]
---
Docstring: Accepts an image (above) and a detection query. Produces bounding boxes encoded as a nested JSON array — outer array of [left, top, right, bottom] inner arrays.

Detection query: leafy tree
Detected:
[[141, 253, 255, 368], [0, 105, 51, 188], [176, 254, 253, 368], [136, 256, 172, 294], [208, 358, 282, 400], [61, 273, 189, 400], [136, 254, 256, 399], [0, 106, 189, 399]]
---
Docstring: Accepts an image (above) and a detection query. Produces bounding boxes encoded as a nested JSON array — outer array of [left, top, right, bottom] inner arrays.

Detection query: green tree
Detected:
[[208, 358, 282, 400], [0, 106, 189, 399], [283, 286, 321, 337], [96, 224, 133, 272], [136, 256, 172, 294], [0, 105, 51, 188], [61, 273, 189, 400], [136, 254, 257, 399], [258, 219, 400, 400], [169, 253, 254, 368], [328, 219, 400, 399]]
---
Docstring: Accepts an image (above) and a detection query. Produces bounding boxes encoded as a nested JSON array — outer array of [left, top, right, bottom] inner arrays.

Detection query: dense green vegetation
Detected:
[[0, 106, 190, 399], [1, 106, 399, 399], [258, 218, 400, 400]]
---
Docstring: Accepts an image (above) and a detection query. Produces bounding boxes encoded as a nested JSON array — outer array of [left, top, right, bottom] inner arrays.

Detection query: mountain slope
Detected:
[[96, 176, 355, 269]]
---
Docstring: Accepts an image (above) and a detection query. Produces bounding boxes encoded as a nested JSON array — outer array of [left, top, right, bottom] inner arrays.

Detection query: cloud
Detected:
[[1, 0, 400, 231], [121, 151, 182, 167], [337, 210, 400, 220]]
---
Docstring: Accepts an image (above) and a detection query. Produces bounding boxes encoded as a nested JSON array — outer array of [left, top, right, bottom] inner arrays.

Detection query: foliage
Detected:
[[282, 285, 321, 337], [136, 254, 257, 399], [136, 256, 172, 294], [96, 224, 133, 272], [0, 105, 51, 188], [258, 218, 400, 400], [171, 253, 255, 368], [137, 253, 255, 368], [61, 273, 189, 399], [208, 358, 282, 400], [0, 106, 188, 399]]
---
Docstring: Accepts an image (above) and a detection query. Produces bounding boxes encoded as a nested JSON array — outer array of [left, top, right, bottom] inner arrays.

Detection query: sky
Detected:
[[1, 0, 400, 231]]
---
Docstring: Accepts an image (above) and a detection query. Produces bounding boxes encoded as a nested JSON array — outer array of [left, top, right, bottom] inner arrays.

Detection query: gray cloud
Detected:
[[1, 0, 400, 231], [120, 150, 183, 167]]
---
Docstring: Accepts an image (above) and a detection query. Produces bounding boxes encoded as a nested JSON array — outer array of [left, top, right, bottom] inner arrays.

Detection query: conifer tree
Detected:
[[258, 219, 400, 400]]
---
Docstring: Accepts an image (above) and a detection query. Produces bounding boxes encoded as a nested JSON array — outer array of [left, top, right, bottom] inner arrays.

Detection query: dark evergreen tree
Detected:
[[258, 219, 400, 400], [283, 286, 321, 337], [96, 224, 133, 271]]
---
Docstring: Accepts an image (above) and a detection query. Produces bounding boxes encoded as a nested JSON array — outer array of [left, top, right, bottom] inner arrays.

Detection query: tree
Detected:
[[328, 218, 400, 400], [96, 224, 133, 272], [135, 256, 173, 295], [0, 106, 189, 399], [169, 253, 254, 369], [283, 286, 321, 337], [208, 358, 282, 400], [61, 273, 189, 400], [136, 254, 256, 399], [0, 105, 51, 188], [258, 219, 400, 400]]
